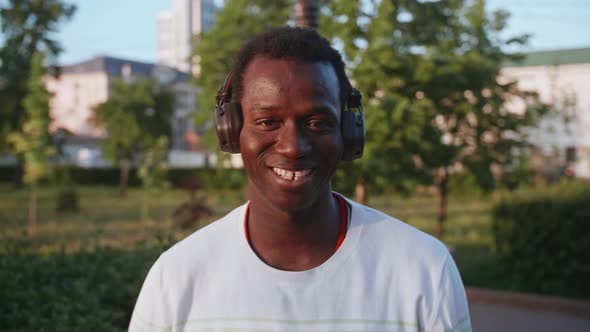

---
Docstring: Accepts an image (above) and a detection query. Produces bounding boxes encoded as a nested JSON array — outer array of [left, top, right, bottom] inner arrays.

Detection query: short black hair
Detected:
[[231, 26, 351, 109]]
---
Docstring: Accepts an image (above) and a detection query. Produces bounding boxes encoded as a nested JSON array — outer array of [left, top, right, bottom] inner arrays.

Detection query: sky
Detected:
[[54, 0, 590, 65]]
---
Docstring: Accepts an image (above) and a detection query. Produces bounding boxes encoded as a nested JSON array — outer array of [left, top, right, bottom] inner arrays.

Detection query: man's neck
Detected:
[[246, 191, 341, 271]]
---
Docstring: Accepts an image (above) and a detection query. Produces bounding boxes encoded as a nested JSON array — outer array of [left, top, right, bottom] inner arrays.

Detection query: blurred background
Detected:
[[1, 0, 589, 330]]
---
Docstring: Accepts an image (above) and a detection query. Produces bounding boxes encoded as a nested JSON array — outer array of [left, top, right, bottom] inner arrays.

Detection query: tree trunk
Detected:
[[294, 0, 319, 29], [141, 193, 151, 223], [120, 159, 130, 197], [436, 170, 449, 239], [204, 151, 210, 169], [28, 185, 37, 237], [14, 158, 24, 189], [355, 176, 367, 205]]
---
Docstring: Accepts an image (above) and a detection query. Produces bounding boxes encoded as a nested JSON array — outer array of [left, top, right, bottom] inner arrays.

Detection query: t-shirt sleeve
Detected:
[[128, 258, 171, 332], [426, 252, 472, 332]]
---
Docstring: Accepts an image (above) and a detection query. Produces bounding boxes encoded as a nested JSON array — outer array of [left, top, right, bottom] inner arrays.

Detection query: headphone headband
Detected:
[[216, 72, 234, 107]]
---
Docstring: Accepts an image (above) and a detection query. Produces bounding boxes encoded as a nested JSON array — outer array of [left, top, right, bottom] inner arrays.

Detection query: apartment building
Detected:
[[502, 47, 590, 178], [157, 0, 217, 75], [46, 56, 199, 166]]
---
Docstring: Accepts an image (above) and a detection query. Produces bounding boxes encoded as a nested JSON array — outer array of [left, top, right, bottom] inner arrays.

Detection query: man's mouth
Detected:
[[272, 167, 314, 181]]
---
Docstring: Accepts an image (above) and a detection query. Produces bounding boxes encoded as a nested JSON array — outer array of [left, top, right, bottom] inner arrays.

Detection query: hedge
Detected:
[[0, 235, 174, 331], [492, 180, 590, 299], [0, 166, 247, 191]]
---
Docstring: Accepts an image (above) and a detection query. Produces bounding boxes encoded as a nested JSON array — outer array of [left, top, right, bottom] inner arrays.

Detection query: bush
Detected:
[[186, 168, 247, 191], [0, 235, 174, 331], [448, 172, 486, 198], [0, 165, 15, 182], [61, 166, 142, 187], [0, 166, 248, 191], [55, 186, 80, 212], [492, 180, 590, 299]]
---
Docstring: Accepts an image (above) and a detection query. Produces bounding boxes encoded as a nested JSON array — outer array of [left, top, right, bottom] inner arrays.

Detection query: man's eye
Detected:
[[255, 119, 278, 128], [308, 119, 333, 130]]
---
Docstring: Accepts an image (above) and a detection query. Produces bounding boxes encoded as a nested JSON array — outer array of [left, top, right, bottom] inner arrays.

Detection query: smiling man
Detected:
[[129, 27, 472, 332]]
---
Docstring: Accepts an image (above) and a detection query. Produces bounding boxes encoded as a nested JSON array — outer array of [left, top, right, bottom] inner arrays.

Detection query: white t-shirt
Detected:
[[129, 196, 471, 332]]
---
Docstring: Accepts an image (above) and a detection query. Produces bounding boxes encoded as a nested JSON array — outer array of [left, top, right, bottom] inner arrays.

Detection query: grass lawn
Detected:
[[0, 184, 244, 251]]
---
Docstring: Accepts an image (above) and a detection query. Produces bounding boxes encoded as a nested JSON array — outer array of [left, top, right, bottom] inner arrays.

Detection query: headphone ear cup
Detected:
[[341, 110, 365, 161], [215, 101, 243, 153]]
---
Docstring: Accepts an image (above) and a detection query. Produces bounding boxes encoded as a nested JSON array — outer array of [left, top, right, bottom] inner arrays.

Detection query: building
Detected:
[[157, 0, 217, 75], [502, 47, 590, 178], [46, 55, 200, 167]]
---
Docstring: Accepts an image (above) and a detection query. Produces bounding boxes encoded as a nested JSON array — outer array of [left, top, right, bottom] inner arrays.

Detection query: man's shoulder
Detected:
[[347, 197, 449, 260]]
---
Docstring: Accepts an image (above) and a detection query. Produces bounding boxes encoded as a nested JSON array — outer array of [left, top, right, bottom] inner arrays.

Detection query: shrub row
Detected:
[[492, 180, 590, 299], [0, 235, 174, 331], [0, 166, 247, 191]]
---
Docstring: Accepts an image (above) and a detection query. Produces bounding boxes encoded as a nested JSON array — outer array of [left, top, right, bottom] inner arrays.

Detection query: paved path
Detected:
[[470, 302, 590, 332], [467, 288, 590, 332]]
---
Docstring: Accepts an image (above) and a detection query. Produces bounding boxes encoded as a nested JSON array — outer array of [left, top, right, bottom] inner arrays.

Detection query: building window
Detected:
[[565, 146, 577, 163]]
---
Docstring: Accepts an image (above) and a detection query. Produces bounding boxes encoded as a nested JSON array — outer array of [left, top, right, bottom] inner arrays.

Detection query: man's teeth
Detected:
[[272, 168, 312, 181]]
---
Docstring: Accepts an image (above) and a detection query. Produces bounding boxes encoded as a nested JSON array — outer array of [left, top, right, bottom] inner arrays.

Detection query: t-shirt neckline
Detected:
[[236, 193, 362, 285]]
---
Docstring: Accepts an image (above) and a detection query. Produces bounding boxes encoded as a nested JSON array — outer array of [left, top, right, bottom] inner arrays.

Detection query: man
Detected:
[[129, 27, 471, 332]]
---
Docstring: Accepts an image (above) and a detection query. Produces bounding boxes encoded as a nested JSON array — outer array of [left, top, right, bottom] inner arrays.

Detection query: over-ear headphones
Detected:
[[215, 71, 365, 161]]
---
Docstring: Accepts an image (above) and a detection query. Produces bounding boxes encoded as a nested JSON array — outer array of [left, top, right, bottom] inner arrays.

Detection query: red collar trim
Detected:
[[243, 194, 349, 252], [334, 194, 348, 251]]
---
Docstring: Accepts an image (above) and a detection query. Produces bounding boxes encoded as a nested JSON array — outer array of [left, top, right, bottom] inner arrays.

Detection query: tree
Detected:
[[93, 79, 174, 196], [321, 0, 546, 238], [7, 52, 55, 236], [0, 0, 76, 188], [138, 136, 170, 221], [194, 0, 291, 150]]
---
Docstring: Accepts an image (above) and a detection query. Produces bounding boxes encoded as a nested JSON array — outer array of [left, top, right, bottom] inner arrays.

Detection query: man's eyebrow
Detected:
[[248, 103, 339, 116], [249, 103, 279, 112]]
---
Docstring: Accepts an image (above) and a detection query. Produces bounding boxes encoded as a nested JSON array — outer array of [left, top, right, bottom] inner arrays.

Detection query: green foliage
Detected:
[[321, 0, 548, 236], [138, 136, 171, 221], [7, 52, 55, 185], [138, 136, 171, 195], [169, 167, 247, 192], [0, 0, 76, 153], [332, 163, 360, 197], [0, 165, 15, 182], [0, 237, 173, 331], [55, 186, 79, 213], [93, 79, 174, 164], [0, 165, 248, 191], [321, 0, 545, 193], [53, 166, 80, 213], [447, 172, 486, 198], [47, 166, 142, 187], [498, 150, 535, 190], [194, 0, 292, 149], [492, 180, 590, 299]]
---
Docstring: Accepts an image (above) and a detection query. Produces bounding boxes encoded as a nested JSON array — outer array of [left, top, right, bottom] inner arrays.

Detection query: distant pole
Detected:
[[294, 0, 319, 29]]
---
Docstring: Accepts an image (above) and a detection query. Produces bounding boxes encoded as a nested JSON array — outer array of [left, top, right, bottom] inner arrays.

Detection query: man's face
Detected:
[[239, 56, 343, 213]]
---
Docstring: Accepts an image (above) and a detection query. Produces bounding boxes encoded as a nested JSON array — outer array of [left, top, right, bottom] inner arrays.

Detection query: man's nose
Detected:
[[275, 121, 311, 159]]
